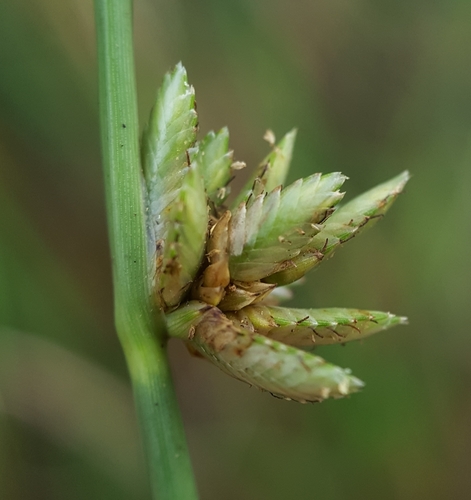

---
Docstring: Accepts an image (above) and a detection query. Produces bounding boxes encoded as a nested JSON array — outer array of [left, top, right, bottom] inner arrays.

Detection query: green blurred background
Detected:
[[1, 1, 470, 499]]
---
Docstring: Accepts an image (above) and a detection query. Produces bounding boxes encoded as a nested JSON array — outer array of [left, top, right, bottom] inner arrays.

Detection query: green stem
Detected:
[[94, 1, 198, 498]]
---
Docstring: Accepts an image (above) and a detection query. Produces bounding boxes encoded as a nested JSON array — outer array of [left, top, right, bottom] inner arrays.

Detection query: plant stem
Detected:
[[94, 1, 198, 498]]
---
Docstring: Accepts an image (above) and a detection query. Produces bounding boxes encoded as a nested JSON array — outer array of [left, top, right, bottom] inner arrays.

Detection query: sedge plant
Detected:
[[148, 63, 408, 403], [95, 1, 408, 497]]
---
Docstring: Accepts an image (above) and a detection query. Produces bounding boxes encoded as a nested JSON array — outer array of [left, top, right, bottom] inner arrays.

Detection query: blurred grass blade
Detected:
[[233, 129, 297, 207], [193, 127, 233, 205], [227, 306, 407, 350], [141, 63, 198, 250], [166, 303, 364, 403], [158, 160, 208, 308], [0, 328, 148, 496], [229, 172, 346, 281], [266, 171, 410, 285]]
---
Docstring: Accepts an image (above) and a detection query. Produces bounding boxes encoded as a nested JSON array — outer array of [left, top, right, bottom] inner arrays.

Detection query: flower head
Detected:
[[143, 63, 409, 403]]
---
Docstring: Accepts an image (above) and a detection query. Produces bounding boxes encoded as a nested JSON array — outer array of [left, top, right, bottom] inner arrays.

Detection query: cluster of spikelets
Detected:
[[142, 63, 409, 403]]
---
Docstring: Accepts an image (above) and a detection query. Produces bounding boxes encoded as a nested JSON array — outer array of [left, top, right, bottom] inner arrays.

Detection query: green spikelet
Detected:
[[266, 171, 410, 285], [141, 64, 206, 308], [229, 172, 346, 281], [227, 306, 407, 350], [141, 63, 198, 251]]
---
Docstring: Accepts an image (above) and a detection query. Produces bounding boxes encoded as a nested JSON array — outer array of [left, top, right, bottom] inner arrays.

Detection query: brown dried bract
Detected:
[[192, 211, 231, 306], [218, 280, 275, 311]]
